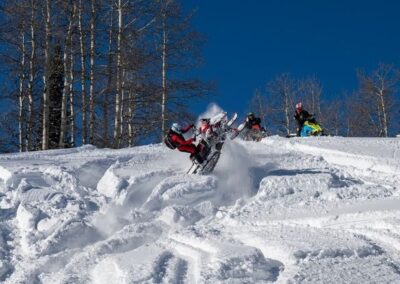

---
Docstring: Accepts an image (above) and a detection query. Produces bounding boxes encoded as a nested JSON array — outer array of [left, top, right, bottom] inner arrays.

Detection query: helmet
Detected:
[[171, 123, 182, 134], [200, 118, 210, 124], [247, 112, 255, 118], [296, 102, 302, 110]]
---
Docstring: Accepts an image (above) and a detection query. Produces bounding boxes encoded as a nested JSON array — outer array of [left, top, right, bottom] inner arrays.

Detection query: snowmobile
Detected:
[[285, 121, 324, 138], [187, 112, 240, 175], [300, 121, 324, 137], [242, 127, 267, 141], [232, 121, 267, 142]]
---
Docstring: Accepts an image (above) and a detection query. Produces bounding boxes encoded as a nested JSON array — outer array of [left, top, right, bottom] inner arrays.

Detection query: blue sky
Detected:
[[183, 0, 400, 115]]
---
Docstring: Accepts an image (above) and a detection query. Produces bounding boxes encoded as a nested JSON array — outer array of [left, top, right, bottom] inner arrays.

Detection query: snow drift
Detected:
[[0, 136, 400, 283]]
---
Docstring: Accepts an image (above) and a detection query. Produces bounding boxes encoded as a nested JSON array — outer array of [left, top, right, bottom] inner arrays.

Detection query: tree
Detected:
[[299, 76, 323, 122], [42, 0, 52, 150], [321, 98, 343, 136], [0, 0, 209, 153], [26, 0, 38, 151], [59, 1, 76, 148], [156, 0, 210, 139], [356, 63, 399, 137], [267, 73, 297, 135], [248, 88, 268, 128], [345, 92, 375, 137], [48, 44, 64, 149], [88, 0, 96, 144], [78, 0, 88, 145]]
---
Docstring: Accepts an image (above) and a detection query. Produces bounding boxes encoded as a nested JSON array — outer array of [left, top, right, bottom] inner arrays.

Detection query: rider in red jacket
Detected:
[[167, 123, 204, 164]]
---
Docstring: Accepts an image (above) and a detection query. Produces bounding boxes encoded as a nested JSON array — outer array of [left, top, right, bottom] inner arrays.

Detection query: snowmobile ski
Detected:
[[226, 113, 238, 128]]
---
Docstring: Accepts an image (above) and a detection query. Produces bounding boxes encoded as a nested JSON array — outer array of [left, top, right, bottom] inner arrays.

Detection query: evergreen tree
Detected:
[[48, 44, 64, 149]]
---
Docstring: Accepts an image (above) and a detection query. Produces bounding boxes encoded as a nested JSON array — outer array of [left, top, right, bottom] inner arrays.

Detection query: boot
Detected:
[[194, 153, 204, 164]]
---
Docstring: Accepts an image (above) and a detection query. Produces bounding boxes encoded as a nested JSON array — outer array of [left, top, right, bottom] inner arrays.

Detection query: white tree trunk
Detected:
[[89, 0, 96, 144], [378, 90, 388, 137], [284, 91, 290, 135], [119, 69, 126, 144], [69, 9, 76, 147], [59, 5, 75, 148], [161, 15, 167, 138], [42, 0, 51, 150], [19, 32, 26, 153], [104, 0, 114, 147], [128, 90, 133, 147], [114, 0, 122, 148], [78, 0, 87, 145], [26, 0, 36, 151], [119, 70, 125, 144]]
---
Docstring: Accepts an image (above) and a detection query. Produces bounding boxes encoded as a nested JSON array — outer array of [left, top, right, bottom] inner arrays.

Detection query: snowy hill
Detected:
[[1, 136, 400, 283]]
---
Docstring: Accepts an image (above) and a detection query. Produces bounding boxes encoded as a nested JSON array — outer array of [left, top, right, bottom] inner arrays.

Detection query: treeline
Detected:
[[248, 63, 400, 137], [0, 0, 210, 153]]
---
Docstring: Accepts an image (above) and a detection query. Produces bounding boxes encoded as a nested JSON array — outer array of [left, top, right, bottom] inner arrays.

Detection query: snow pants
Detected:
[[178, 144, 196, 154], [178, 144, 204, 164]]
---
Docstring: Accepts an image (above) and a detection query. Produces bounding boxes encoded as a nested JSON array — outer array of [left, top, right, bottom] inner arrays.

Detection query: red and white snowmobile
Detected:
[[187, 112, 241, 175]]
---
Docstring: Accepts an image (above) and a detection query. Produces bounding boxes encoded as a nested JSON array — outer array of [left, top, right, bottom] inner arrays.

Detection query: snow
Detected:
[[0, 136, 400, 283]]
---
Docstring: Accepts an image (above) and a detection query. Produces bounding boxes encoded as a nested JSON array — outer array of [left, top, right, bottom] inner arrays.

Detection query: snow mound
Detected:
[[0, 137, 400, 283]]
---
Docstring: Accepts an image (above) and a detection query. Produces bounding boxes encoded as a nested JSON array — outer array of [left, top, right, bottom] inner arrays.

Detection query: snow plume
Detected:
[[197, 103, 225, 124], [213, 140, 255, 205], [195, 102, 257, 205]]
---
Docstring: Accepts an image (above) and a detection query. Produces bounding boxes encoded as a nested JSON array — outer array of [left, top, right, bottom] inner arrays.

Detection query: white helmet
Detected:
[[171, 123, 182, 134], [296, 102, 303, 110]]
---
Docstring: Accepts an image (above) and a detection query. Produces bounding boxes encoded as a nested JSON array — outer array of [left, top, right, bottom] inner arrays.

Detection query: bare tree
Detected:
[[19, 30, 26, 152], [78, 0, 87, 144], [160, 0, 169, 137], [0, 0, 40, 151], [59, 2, 76, 148], [267, 73, 297, 135], [113, 0, 123, 148], [42, 0, 52, 150], [299, 76, 323, 121], [357, 63, 399, 137], [345, 92, 375, 137], [88, 0, 96, 144], [26, 0, 37, 151], [321, 99, 342, 136], [102, 0, 115, 147], [248, 88, 268, 128], [0, 0, 209, 153], [69, 2, 77, 147]]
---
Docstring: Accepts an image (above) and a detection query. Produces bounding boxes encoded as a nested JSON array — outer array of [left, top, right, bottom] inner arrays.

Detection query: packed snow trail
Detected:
[[0, 137, 399, 283]]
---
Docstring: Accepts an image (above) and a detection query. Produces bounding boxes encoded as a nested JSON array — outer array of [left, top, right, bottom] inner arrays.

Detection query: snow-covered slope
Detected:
[[0, 136, 400, 283]]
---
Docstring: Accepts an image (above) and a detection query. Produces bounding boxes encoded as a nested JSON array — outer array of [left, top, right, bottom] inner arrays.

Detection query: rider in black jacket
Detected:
[[245, 112, 263, 130], [293, 102, 315, 136]]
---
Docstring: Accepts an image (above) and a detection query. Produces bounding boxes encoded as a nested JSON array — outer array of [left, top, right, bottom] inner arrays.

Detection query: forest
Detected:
[[0, 0, 399, 154]]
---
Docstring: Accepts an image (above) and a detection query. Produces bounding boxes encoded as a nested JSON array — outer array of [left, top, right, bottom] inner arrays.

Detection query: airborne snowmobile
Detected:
[[187, 112, 241, 175]]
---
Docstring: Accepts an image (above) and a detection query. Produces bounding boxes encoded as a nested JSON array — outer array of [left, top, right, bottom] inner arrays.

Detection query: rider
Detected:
[[293, 102, 315, 136], [245, 112, 264, 131], [165, 123, 204, 164], [198, 118, 215, 140]]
